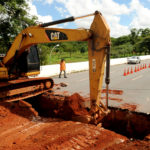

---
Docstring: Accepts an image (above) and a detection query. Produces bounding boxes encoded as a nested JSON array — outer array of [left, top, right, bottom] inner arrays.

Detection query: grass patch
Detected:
[[49, 51, 88, 64]]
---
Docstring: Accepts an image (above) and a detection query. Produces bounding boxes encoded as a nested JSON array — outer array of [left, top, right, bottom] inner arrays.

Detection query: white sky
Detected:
[[27, 0, 150, 37]]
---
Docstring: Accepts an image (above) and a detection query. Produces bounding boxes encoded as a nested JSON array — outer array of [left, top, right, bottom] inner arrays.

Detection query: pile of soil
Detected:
[[57, 92, 89, 119], [34, 92, 89, 120], [0, 91, 149, 150]]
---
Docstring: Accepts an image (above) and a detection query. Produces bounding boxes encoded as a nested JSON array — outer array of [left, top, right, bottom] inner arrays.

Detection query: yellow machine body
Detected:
[[0, 67, 8, 79], [0, 11, 110, 123]]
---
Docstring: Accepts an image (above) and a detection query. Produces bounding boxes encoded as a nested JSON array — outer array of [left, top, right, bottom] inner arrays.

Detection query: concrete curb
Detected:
[[38, 55, 150, 77]]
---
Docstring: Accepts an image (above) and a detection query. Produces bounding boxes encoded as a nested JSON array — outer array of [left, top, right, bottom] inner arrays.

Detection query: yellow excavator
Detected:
[[0, 11, 110, 124]]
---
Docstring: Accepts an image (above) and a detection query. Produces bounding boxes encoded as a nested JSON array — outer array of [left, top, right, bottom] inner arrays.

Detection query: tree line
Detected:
[[0, 0, 150, 65], [111, 28, 150, 58]]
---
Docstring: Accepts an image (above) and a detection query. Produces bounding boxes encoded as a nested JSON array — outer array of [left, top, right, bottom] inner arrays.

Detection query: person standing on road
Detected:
[[59, 59, 67, 78]]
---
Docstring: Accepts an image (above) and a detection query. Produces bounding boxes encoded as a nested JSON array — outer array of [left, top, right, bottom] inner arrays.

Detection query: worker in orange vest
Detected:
[[59, 59, 67, 78]]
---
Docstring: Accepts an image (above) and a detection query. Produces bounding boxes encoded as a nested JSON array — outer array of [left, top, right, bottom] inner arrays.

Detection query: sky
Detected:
[[27, 0, 150, 37]]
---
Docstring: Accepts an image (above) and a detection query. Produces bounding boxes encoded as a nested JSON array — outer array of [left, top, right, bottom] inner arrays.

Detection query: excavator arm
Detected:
[[0, 11, 111, 124], [88, 11, 110, 123]]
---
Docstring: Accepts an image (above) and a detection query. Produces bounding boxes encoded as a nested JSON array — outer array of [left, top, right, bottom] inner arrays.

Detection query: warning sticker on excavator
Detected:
[[92, 59, 96, 72], [45, 30, 68, 41]]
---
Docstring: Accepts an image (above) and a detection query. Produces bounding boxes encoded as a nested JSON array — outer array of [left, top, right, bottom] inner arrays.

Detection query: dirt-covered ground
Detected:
[[0, 85, 149, 150]]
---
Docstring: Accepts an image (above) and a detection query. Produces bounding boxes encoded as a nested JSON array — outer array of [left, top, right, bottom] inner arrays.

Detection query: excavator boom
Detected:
[[3, 28, 91, 66]]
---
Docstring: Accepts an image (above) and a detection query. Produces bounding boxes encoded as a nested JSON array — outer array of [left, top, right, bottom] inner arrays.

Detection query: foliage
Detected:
[[134, 35, 150, 54], [111, 28, 150, 57], [139, 28, 150, 37], [0, 0, 37, 53], [111, 43, 133, 58], [111, 35, 132, 57], [129, 28, 139, 45], [49, 51, 88, 64], [38, 44, 51, 65], [80, 47, 86, 53], [38, 42, 88, 65], [111, 35, 130, 46]]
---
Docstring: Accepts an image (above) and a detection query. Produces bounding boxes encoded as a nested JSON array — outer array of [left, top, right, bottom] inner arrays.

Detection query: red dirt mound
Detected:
[[57, 93, 89, 119], [37, 92, 89, 120]]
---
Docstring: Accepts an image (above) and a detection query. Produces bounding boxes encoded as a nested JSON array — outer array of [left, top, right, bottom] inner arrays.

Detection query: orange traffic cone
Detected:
[[143, 64, 145, 69], [145, 64, 147, 69], [127, 67, 130, 75], [140, 65, 142, 70], [130, 67, 133, 74], [123, 69, 127, 76], [134, 66, 137, 72], [149, 63, 150, 68]]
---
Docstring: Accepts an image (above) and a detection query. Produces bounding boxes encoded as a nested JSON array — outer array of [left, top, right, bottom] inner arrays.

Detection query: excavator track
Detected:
[[0, 77, 54, 102]]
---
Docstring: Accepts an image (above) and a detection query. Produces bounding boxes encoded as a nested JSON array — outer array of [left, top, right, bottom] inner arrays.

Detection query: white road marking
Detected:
[[110, 71, 115, 73], [132, 75, 143, 81], [79, 78, 89, 82], [146, 97, 150, 102]]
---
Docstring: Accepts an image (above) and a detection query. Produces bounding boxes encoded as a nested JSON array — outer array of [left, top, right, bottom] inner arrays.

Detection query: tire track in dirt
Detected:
[[10, 120, 127, 150], [0, 122, 30, 137], [0, 118, 61, 148]]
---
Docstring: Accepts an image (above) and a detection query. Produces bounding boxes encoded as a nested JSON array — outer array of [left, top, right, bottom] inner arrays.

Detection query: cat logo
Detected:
[[45, 30, 68, 41], [50, 32, 60, 40]]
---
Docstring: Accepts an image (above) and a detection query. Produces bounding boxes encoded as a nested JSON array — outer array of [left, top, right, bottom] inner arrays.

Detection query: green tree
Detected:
[[38, 44, 50, 65], [140, 28, 150, 37], [80, 47, 86, 53], [135, 35, 150, 55], [111, 43, 133, 57], [0, 0, 37, 53], [129, 28, 139, 45], [112, 35, 130, 46], [111, 36, 132, 57]]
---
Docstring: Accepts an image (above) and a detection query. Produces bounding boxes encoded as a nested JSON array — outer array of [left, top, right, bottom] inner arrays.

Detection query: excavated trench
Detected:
[[26, 93, 150, 140], [101, 107, 150, 139]]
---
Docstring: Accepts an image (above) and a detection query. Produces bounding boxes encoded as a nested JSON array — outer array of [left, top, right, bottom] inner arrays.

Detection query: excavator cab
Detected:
[[17, 45, 40, 75], [0, 54, 5, 62], [8, 45, 40, 77]]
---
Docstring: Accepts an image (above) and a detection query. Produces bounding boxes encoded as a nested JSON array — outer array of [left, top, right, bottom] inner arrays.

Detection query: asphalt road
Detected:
[[53, 59, 150, 114]]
